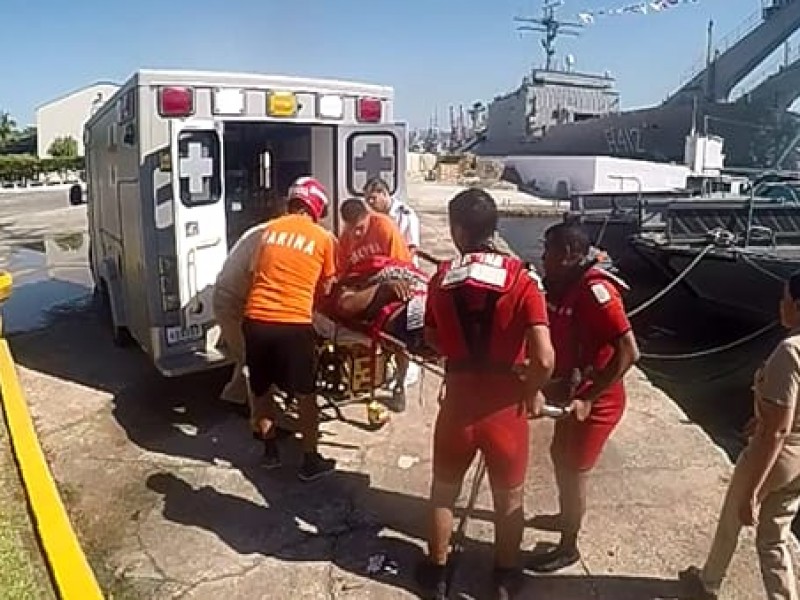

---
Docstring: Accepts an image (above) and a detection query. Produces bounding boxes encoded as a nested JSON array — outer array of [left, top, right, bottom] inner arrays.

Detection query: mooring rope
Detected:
[[627, 244, 715, 319], [639, 320, 779, 361], [738, 250, 787, 283]]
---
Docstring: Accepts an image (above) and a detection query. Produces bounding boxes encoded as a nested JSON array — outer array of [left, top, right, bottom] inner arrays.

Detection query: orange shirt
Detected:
[[337, 212, 412, 273], [245, 214, 337, 324]]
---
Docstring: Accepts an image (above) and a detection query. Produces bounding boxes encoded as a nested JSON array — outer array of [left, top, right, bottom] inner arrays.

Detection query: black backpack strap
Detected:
[[451, 286, 501, 364]]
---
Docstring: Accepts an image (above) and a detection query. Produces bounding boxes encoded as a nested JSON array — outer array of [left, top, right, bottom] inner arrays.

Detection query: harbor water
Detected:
[[499, 215, 782, 460]]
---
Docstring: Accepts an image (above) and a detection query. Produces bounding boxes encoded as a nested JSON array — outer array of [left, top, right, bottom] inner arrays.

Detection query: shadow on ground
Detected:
[[7, 298, 688, 598]]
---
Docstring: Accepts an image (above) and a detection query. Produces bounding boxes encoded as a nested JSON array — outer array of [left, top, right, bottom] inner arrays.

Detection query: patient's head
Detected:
[[340, 198, 372, 239], [448, 188, 498, 254]]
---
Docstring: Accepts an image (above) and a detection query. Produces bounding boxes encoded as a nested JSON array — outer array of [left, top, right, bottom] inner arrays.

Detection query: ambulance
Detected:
[[84, 69, 407, 376]]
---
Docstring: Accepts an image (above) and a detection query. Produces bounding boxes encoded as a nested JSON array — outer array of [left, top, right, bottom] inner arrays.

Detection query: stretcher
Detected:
[[312, 311, 443, 426]]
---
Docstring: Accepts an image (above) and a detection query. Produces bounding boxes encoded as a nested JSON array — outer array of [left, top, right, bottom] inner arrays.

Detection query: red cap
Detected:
[[288, 176, 329, 222]]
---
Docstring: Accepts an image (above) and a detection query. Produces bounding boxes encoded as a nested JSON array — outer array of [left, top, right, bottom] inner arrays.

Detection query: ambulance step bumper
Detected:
[[155, 348, 232, 378]]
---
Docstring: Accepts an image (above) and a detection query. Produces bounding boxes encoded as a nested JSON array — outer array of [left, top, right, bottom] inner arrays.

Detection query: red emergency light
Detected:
[[158, 86, 195, 118], [357, 97, 382, 123]]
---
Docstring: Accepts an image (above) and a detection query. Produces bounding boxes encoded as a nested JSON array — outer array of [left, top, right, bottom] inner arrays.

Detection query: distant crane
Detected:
[[514, 0, 584, 71]]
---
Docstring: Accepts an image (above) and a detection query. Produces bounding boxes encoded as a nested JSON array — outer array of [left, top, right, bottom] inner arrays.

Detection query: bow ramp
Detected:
[[669, 0, 800, 104], [737, 52, 800, 111]]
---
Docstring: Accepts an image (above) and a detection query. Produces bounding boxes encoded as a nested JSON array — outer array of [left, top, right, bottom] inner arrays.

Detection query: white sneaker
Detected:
[[404, 362, 421, 387]]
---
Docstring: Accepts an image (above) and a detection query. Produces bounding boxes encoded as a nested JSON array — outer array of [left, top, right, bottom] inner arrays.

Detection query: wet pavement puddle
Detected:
[[1, 232, 93, 335]]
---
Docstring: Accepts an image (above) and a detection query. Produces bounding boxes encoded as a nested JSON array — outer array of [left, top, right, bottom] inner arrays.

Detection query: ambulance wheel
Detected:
[[99, 282, 133, 347]]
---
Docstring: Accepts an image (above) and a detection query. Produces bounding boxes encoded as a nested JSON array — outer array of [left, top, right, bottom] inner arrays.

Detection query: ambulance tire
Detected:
[[99, 281, 133, 348]]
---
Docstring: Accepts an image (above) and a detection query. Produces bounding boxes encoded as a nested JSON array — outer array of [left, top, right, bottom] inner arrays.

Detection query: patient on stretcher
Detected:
[[327, 254, 430, 354], [317, 199, 434, 410]]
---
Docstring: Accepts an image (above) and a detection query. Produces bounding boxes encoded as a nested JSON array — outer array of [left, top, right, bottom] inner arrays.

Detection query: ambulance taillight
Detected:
[[357, 98, 382, 123], [158, 87, 195, 118]]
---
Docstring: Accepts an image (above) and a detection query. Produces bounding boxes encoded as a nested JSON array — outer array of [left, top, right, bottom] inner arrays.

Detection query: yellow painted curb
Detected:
[[0, 271, 11, 303], [0, 340, 104, 600]]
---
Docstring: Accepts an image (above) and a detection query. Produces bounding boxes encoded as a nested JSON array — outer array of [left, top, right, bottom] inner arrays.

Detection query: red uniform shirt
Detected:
[[548, 267, 631, 399], [426, 253, 548, 408], [548, 267, 632, 471]]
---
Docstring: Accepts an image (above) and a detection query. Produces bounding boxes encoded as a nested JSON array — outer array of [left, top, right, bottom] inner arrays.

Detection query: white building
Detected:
[[36, 82, 119, 157]]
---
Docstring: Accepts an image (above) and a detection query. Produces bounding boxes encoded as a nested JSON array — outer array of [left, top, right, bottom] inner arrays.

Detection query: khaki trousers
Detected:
[[212, 290, 249, 406], [701, 443, 800, 600]]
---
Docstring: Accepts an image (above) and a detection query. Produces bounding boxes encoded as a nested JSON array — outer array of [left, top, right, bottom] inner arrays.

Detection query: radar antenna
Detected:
[[514, 0, 583, 72]]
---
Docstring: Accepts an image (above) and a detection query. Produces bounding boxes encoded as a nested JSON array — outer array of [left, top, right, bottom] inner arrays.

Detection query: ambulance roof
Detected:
[[131, 69, 394, 99]]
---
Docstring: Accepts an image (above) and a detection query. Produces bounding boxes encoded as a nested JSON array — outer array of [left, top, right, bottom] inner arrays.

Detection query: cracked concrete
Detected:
[[3, 187, 798, 599]]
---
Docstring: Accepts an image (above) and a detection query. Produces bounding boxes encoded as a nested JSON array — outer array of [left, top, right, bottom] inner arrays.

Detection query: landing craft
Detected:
[[468, 0, 800, 173]]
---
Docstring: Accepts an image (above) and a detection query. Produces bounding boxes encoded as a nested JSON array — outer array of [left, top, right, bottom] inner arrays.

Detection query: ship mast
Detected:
[[514, 0, 583, 72]]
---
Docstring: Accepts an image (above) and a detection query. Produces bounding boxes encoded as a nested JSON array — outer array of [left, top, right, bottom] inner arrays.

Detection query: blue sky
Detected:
[[0, 0, 780, 129]]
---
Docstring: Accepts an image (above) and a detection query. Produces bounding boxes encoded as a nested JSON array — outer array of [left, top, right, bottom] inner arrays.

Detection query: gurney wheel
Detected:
[[367, 400, 391, 429]]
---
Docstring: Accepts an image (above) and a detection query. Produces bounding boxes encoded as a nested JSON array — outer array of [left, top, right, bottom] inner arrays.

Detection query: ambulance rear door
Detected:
[[170, 118, 228, 335], [335, 123, 407, 235]]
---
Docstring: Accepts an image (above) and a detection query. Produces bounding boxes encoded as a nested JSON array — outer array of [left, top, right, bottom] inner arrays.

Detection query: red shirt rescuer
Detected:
[[528, 220, 640, 574], [416, 188, 554, 600]]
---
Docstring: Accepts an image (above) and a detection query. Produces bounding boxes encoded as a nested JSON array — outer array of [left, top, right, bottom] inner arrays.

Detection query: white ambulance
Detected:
[[84, 69, 407, 376]]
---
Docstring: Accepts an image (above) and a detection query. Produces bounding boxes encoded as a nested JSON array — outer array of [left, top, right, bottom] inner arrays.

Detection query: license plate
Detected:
[[166, 324, 203, 346]]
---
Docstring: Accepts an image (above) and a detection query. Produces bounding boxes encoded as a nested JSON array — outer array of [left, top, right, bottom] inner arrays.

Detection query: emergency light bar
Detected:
[[357, 97, 382, 123], [213, 88, 245, 115], [158, 87, 195, 118], [267, 91, 298, 117], [318, 95, 344, 120]]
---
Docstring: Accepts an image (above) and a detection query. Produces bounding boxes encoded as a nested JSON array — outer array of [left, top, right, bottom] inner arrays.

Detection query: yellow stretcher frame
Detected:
[[313, 312, 444, 425]]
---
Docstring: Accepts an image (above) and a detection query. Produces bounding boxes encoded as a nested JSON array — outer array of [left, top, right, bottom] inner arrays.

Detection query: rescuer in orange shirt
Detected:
[[243, 176, 337, 482], [333, 198, 415, 411]]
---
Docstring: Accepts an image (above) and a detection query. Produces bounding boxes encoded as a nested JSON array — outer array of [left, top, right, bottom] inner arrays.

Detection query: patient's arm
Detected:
[[335, 280, 412, 320], [336, 285, 381, 318]]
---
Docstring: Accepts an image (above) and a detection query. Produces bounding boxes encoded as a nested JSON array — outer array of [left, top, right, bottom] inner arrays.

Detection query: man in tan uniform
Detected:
[[213, 223, 268, 406], [681, 273, 800, 600]]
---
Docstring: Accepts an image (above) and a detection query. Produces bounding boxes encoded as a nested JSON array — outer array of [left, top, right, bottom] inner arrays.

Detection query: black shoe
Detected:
[[414, 561, 448, 600], [678, 566, 718, 599], [492, 567, 524, 600], [261, 438, 281, 470], [274, 426, 294, 440], [528, 545, 580, 573], [223, 402, 250, 418], [526, 513, 565, 532], [298, 452, 336, 482]]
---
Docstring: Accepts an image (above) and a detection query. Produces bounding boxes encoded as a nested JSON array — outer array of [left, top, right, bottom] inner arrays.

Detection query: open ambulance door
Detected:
[[170, 119, 228, 333], [335, 124, 407, 235]]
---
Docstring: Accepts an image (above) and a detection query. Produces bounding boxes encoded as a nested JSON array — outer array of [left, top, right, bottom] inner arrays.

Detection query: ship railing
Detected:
[[731, 44, 800, 101], [675, 9, 764, 91]]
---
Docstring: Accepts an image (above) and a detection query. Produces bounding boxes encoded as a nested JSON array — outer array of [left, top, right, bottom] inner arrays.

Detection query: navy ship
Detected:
[[469, 0, 800, 172]]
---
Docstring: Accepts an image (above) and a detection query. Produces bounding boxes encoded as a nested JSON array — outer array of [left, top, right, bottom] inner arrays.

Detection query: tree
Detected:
[[0, 111, 17, 147], [48, 136, 78, 158]]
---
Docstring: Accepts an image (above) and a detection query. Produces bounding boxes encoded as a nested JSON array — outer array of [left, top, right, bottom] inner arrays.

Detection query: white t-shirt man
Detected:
[[388, 197, 420, 262]]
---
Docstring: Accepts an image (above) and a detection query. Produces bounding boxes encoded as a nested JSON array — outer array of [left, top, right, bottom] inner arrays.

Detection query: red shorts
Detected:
[[433, 398, 529, 490], [551, 384, 625, 472]]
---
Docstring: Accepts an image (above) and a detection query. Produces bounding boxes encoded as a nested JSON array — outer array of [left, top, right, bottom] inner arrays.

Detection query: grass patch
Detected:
[[0, 512, 52, 600], [0, 421, 54, 599]]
